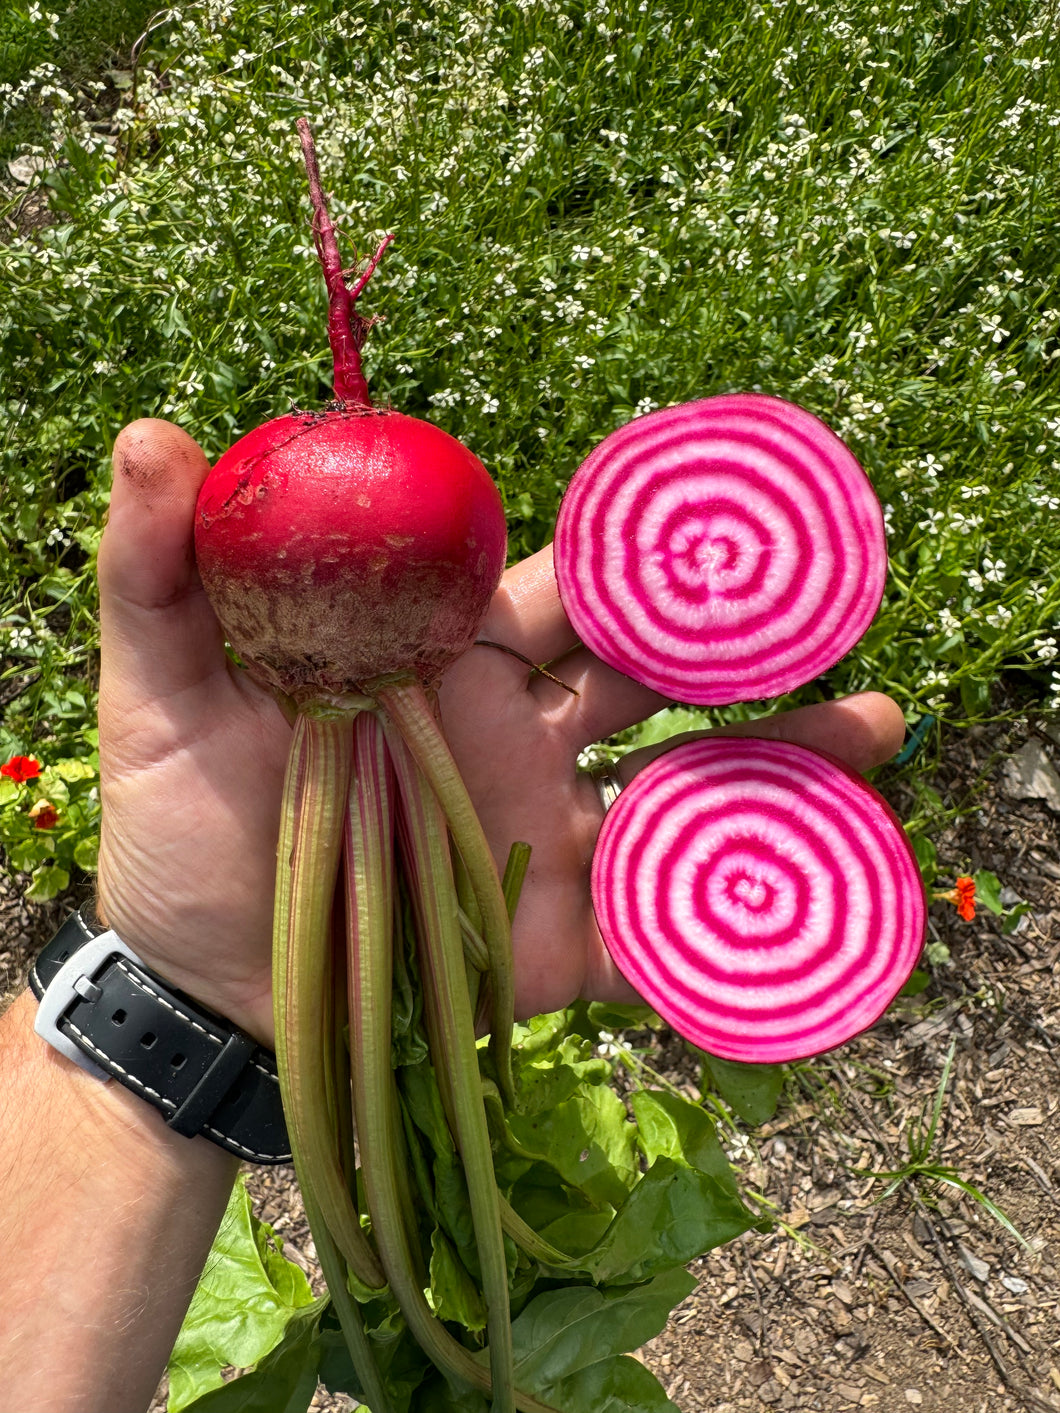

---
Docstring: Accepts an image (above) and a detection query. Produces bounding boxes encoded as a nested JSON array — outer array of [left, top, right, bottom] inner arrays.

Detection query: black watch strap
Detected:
[[29, 909, 291, 1165]]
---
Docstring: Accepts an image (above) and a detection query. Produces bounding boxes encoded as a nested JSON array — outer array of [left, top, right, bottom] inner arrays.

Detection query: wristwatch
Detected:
[[29, 907, 291, 1165]]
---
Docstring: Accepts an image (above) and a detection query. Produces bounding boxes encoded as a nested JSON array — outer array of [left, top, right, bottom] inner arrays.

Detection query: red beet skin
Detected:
[[194, 407, 508, 700]]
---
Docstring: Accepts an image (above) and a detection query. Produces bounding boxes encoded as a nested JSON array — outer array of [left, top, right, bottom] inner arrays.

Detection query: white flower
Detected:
[[983, 557, 1006, 583], [986, 606, 1013, 628], [1033, 637, 1058, 661], [938, 608, 961, 634], [481, 396, 499, 415], [634, 397, 658, 417]]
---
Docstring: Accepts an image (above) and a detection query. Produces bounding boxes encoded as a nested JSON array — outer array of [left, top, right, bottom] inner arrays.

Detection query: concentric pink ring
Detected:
[[555, 395, 886, 705], [591, 737, 926, 1063]]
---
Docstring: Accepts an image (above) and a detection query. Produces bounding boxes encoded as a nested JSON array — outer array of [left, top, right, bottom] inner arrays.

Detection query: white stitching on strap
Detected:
[[114, 962, 280, 1088], [64, 1021, 175, 1110], [114, 960, 218, 1043], [64, 1020, 287, 1162]]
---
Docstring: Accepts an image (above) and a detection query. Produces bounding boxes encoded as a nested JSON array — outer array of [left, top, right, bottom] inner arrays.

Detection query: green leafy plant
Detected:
[[168, 1002, 762, 1412], [0, 737, 100, 898], [854, 1039, 1026, 1246]]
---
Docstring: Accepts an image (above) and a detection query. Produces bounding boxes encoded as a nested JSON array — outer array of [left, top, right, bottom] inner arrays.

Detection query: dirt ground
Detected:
[[3, 714, 1058, 1413]]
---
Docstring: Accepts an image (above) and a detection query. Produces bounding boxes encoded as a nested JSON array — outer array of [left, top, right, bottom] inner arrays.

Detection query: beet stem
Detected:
[[297, 118, 393, 406], [272, 710, 385, 1290], [374, 678, 516, 1106], [384, 725, 517, 1413]]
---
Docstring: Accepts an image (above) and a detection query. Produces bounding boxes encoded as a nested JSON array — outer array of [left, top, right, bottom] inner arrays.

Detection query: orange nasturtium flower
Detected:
[[29, 800, 59, 831], [0, 754, 41, 784], [935, 875, 976, 921]]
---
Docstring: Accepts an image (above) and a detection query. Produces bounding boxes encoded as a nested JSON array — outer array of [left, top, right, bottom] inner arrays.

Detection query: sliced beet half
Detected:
[[554, 395, 887, 706], [591, 737, 925, 1064]]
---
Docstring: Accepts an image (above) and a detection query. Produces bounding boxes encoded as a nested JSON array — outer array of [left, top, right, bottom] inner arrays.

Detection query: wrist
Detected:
[[93, 890, 274, 1045], [0, 990, 238, 1413], [11, 991, 238, 1178], [29, 909, 290, 1165]]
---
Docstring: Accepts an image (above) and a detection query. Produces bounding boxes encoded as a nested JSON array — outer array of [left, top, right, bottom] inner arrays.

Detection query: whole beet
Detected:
[[195, 408, 506, 701]]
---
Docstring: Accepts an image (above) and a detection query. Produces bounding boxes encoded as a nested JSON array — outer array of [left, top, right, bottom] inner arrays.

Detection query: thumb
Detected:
[[98, 418, 226, 702]]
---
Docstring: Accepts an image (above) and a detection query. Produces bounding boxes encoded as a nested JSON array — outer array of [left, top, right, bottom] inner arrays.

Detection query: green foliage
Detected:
[[168, 1176, 317, 1411], [2, 0, 1060, 810], [172, 1005, 757, 1410], [0, 733, 100, 897], [0, 0, 160, 161]]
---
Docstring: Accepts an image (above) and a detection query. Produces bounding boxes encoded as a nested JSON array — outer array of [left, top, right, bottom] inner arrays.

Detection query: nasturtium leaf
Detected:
[[168, 1178, 316, 1412], [25, 861, 69, 901], [73, 834, 99, 870], [540, 1353, 682, 1413], [699, 1053, 786, 1126]]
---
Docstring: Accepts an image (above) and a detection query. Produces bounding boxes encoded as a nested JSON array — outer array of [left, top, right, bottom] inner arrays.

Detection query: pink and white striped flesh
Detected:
[[554, 395, 887, 705], [591, 738, 925, 1063]]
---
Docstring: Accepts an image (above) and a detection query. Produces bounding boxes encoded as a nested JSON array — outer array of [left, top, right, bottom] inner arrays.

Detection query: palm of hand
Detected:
[[96, 420, 904, 1048]]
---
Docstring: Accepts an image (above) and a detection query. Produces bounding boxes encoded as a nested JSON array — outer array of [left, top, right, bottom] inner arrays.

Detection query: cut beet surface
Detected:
[[554, 394, 887, 706], [591, 737, 926, 1064]]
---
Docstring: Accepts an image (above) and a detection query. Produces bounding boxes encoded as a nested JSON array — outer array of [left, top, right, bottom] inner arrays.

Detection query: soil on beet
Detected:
[[2, 715, 1058, 1413]]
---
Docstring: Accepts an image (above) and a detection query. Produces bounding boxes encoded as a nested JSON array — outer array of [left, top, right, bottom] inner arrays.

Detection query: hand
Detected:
[[96, 418, 905, 1046], [439, 554, 905, 1020]]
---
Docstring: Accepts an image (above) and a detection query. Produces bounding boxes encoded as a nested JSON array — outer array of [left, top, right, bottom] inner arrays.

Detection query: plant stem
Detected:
[[302, 1188, 394, 1413], [345, 713, 513, 1404], [374, 677, 516, 1105], [296, 118, 392, 406], [273, 710, 385, 1291], [384, 724, 516, 1413]]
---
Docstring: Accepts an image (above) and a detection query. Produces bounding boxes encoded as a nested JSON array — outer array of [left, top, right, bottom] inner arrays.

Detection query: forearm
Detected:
[[0, 989, 239, 1413]]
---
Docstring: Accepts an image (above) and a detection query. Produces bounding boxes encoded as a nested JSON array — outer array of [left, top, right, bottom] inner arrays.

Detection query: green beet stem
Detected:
[[374, 678, 515, 1105], [345, 712, 508, 1402], [384, 724, 516, 1413], [302, 1188, 394, 1413], [501, 841, 532, 921], [272, 710, 385, 1291]]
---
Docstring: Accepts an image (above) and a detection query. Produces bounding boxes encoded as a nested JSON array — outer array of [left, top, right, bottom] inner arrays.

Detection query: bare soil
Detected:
[[3, 716, 1058, 1413]]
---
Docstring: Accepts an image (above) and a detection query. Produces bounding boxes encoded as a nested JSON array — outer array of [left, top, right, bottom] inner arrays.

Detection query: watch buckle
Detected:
[[33, 930, 145, 1080]]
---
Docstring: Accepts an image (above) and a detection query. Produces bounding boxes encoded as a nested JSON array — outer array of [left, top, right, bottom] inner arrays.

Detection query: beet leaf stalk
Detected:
[[374, 675, 516, 1105], [384, 723, 517, 1413], [272, 709, 385, 1292], [344, 712, 518, 1405]]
